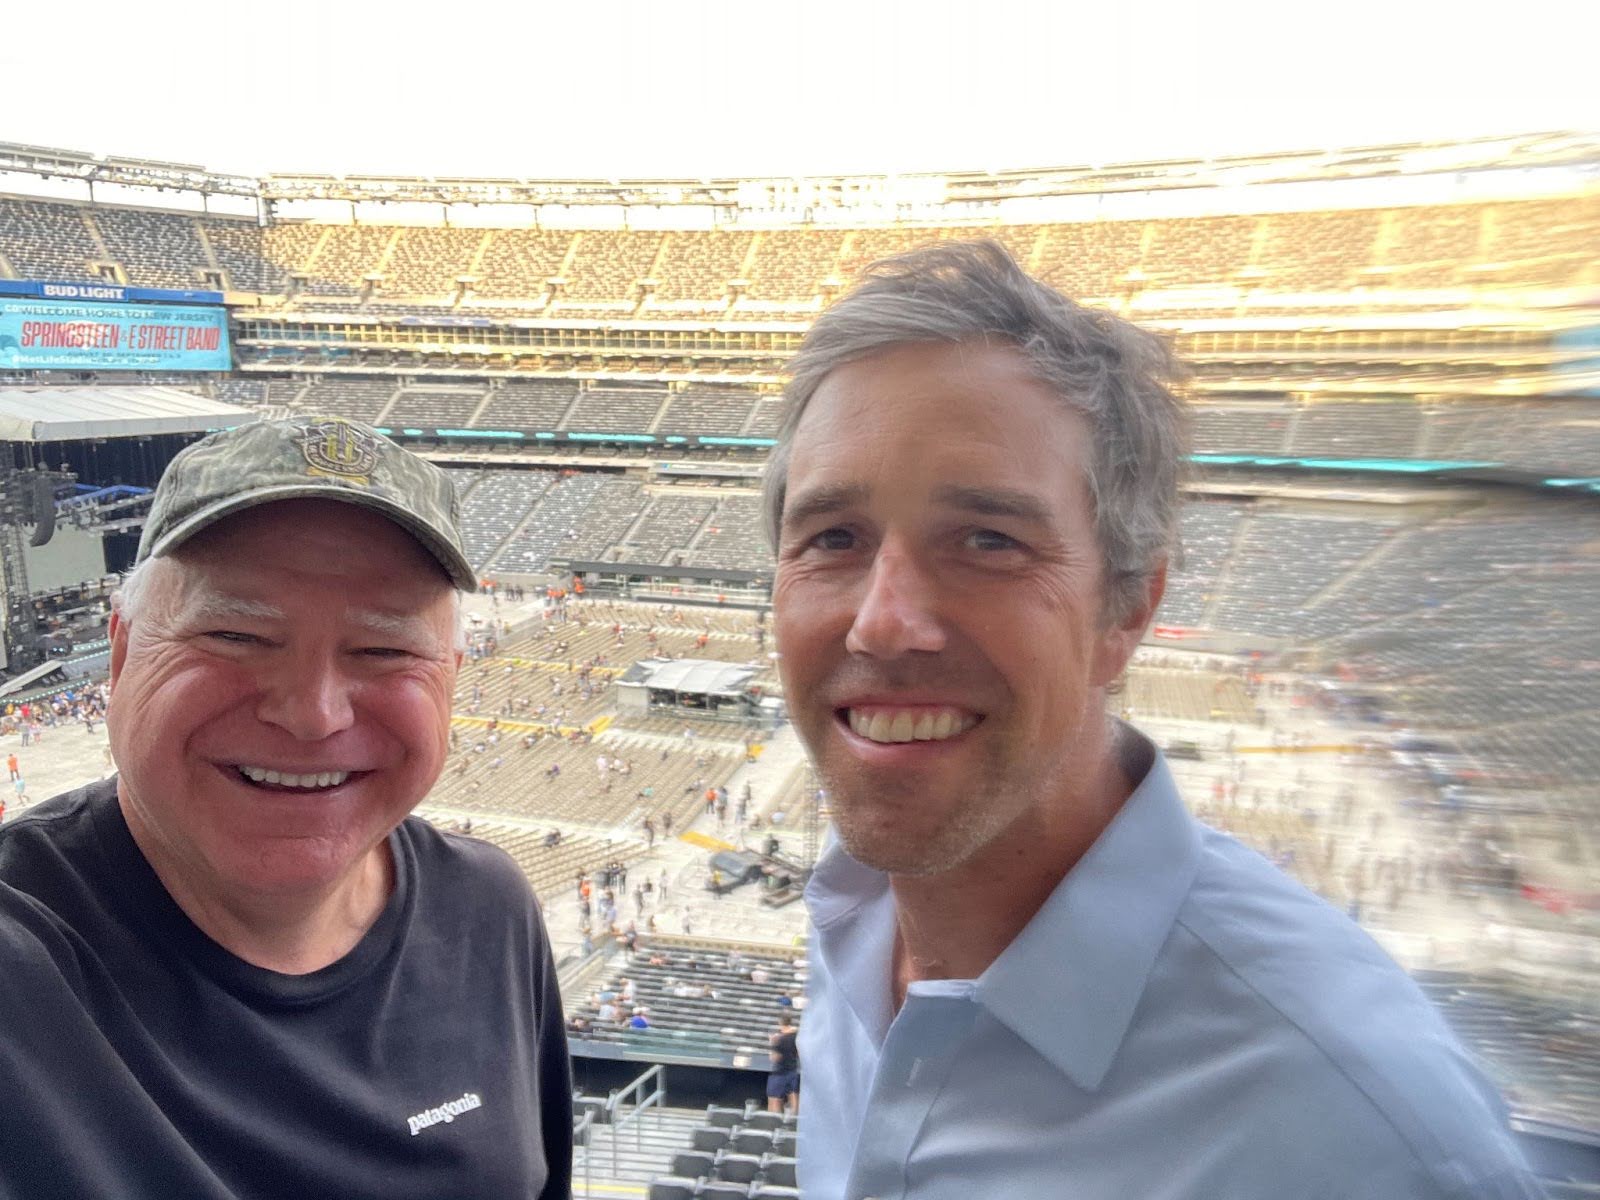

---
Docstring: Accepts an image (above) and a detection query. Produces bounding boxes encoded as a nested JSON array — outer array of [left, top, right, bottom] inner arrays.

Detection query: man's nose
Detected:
[[844, 546, 947, 658], [256, 655, 357, 741]]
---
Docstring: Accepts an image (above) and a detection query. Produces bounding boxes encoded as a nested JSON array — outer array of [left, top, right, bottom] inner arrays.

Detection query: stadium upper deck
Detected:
[[1, 132, 1595, 321], [1, 192, 1593, 320]]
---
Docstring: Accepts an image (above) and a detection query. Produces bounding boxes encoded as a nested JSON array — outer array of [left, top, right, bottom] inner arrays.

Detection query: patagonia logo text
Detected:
[[406, 1091, 483, 1136]]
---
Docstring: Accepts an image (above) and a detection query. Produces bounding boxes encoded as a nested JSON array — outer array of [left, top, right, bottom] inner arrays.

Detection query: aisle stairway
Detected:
[[575, 1104, 705, 1199]]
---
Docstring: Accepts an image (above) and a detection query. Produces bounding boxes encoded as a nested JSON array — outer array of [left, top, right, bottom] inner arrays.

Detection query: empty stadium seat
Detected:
[[750, 1186, 801, 1199], [705, 1105, 744, 1129], [646, 1178, 698, 1200], [671, 1150, 715, 1179], [770, 1129, 797, 1157], [741, 1109, 784, 1131], [760, 1156, 798, 1187], [691, 1125, 732, 1153], [731, 1128, 774, 1156], [714, 1151, 762, 1184], [696, 1182, 750, 1200]]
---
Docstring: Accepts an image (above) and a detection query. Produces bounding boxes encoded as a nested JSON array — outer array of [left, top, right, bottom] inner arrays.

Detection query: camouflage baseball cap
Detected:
[[137, 416, 476, 592]]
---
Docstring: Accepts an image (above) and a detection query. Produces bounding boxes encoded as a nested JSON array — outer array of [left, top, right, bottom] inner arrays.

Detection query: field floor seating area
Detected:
[[424, 817, 645, 910], [433, 723, 741, 832], [426, 602, 774, 836]]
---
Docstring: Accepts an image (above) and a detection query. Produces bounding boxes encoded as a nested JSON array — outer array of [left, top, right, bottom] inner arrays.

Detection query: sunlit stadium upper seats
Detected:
[[384, 227, 486, 297], [555, 230, 665, 311], [1140, 214, 1258, 289], [3, 193, 1596, 310], [298, 225, 394, 295], [736, 228, 845, 313], [473, 228, 575, 300], [648, 229, 755, 314]]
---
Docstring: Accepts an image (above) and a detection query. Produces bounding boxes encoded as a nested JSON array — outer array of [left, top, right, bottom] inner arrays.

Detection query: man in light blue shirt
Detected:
[[763, 240, 1542, 1199]]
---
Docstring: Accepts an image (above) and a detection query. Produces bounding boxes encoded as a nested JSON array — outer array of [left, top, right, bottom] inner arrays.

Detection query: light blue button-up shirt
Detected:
[[798, 733, 1543, 1200]]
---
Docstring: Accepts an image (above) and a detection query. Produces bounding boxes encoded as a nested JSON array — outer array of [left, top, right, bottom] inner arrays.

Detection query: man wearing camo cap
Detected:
[[0, 417, 572, 1199]]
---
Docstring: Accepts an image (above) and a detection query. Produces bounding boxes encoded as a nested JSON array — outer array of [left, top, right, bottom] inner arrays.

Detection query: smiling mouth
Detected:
[[231, 765, 360, 792], [838, 706, 981, 744]]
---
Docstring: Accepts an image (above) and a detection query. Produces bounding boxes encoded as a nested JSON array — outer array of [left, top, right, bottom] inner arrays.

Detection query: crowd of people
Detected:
[[0, 682, 113, 810]]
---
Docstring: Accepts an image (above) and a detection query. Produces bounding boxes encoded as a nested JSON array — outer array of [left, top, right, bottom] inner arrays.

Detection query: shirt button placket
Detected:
[[846, 990, 979, 1200]]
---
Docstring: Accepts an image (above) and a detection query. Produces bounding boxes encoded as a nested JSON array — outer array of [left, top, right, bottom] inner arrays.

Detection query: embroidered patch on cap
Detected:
[[300, 419, 379, 481]]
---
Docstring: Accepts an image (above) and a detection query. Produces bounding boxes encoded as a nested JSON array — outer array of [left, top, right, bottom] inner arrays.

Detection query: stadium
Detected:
[[1, 125, 1597, 1197]]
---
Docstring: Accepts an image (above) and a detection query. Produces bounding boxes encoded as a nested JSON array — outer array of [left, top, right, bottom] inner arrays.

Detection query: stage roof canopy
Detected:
[[620, 657, 758, 697], [0, 387, 253, 442]]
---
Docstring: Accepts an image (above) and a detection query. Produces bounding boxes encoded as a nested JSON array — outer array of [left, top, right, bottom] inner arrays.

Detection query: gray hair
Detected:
[[113, 557, 469, 654], [761, 239, 1190, 623]]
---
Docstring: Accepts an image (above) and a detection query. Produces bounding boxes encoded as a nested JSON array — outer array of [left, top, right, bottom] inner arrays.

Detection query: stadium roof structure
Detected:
[[0, 387, 252, 442], [3, 131, 1596, 209], [619, 657, 758, 698]]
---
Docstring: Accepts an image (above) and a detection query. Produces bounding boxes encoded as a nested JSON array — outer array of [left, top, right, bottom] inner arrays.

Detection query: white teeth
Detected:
[[238, 766, 350, 789], [847, 708, 976, 745]]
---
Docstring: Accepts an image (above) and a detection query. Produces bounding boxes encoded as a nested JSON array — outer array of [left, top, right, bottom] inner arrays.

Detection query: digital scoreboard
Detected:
[[0, 280, 231, 372]]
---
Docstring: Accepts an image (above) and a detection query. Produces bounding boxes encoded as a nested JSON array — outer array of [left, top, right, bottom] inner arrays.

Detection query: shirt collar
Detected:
[[805, 728, 1202, 1088], [976, 733, 1201, 1090], [807, 828, 899, 1044]]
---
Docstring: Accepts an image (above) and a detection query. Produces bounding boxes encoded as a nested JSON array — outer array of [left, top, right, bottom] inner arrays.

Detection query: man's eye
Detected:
[[810, 528, 856, 551], [359, 647, 412, 659], [204, 630, 260, 645], [966, 529, 1022, 552]]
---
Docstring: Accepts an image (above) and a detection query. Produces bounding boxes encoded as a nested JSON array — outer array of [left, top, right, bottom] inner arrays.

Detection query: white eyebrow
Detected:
[[186, 595, 287, 623], [347, 609, 435, 642], [181, 594, 435, 646]]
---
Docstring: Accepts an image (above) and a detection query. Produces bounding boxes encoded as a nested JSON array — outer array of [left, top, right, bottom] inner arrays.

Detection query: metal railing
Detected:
[[605, 1063, 669, 1175], [572, 1107, 595, 1198]]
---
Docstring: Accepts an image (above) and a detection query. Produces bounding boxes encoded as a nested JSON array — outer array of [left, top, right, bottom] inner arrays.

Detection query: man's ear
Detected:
[[1092, 558, 1167, 688], [108, 607, 129, 690]]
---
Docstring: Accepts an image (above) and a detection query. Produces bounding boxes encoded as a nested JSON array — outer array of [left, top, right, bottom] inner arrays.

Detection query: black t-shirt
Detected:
[[0, 779, 572, 1200], [772, 1028, 800, 1074]]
